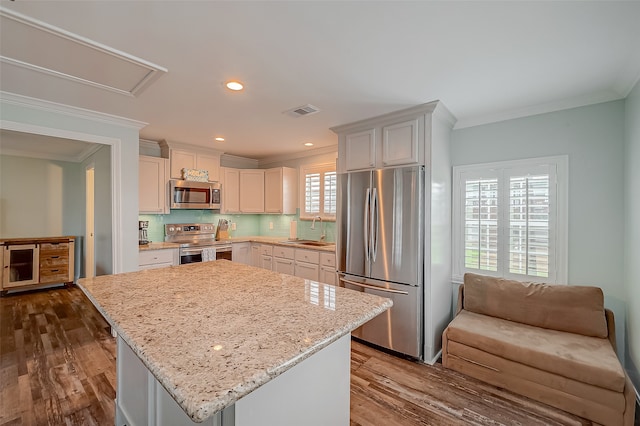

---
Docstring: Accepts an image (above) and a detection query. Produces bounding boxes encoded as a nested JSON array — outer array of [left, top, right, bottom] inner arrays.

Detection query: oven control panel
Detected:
[[165, 223, 216, 235]]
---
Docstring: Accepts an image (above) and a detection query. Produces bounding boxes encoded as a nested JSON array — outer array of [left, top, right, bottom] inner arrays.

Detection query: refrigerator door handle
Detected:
[[364, 187, 371, 261], [371, 187, 379, 262], [341, 277, 409, 295]]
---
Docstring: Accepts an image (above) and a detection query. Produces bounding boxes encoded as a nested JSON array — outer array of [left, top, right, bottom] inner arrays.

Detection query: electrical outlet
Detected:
[[231, 222, 236, 231], [269, 222, 274, 230]]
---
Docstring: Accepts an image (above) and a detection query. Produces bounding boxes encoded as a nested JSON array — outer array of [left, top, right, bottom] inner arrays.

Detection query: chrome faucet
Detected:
[[311, 216, 326, 241]]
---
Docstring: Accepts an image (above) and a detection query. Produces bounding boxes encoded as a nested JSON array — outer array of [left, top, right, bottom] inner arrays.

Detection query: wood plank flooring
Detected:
[[1, 286, 601, 425], [1, 286, 115, 425]]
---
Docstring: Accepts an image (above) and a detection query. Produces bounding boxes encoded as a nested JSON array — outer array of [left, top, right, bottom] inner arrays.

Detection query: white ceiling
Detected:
[[1, 1, 639, 160]]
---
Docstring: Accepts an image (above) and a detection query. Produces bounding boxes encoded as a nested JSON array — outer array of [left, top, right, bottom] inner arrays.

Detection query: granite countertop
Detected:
[[138, 242, 181, 251], [77, 260, 391, 422], [140, 237, 336, 252]]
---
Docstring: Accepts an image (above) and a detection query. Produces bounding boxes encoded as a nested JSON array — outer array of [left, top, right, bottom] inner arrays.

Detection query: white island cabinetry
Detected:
[[77, 261, 391, 426]]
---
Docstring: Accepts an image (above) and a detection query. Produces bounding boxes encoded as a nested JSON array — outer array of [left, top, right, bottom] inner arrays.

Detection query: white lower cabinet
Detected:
[[295, 261, 319, 281], [273, 257, 295, 275], [232, 242, 251, 265], [250, 244, 261, 267], [260, 255, 273, 270], [139, 249, 178, 270], [319, 267, 336, 285]]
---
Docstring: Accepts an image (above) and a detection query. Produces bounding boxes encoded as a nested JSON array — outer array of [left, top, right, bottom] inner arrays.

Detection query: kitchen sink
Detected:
[[281, 240, 335, 247]]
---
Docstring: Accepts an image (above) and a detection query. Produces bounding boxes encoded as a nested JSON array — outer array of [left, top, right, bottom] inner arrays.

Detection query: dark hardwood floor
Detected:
[[1, 286, 600, 425]]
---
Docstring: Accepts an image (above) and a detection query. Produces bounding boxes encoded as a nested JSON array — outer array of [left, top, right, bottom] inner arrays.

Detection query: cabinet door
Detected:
[[381, 118, 419, 167], [239, 170, 265, 213], [232, 242, 251, 265], [139, 156, 169, 214], [260, 255, 273, 270], [273, 257, 295, 275], [250, 244, 261, 267], [169, 149, 196, 179], [264, 168, 283, 213], [295, 261, 319, 281], [345, 129, 376, 171], [196, 153, 220, 182], [319, 266, 337, 286], [222, 168, 240, 213]]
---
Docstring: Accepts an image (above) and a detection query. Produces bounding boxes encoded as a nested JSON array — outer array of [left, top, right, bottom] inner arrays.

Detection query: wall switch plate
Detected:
[[231, 222, 236, 231], [269, 222, 274, 230]]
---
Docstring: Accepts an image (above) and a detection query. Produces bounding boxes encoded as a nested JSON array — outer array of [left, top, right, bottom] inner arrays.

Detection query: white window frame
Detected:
[[299, 162, 337, 221], [452, 155, 568, 285]]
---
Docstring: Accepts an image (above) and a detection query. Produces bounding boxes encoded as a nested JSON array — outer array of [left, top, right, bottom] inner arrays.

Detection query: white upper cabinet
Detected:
[[333, 102, 454, 173], [264, 167, 297, 214], [239, 170, 265, 213], [139, 155, 169, 214], [381, 118, 419, 167], [160, 141, 221, 182], [221, 168, 240, 214], [344, 129, 376, 171]]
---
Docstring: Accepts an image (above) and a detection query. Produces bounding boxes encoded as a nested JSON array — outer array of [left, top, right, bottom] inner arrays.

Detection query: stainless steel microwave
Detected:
[[170, 180, 221, 210]]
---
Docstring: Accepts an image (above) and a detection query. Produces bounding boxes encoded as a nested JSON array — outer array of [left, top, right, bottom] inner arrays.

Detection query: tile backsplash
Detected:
[[139, 209, 335, 243]]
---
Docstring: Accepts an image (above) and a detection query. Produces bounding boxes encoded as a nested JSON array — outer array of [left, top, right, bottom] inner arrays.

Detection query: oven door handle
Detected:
[[181, 248, 205, 254], [215, 245, 232, 252]]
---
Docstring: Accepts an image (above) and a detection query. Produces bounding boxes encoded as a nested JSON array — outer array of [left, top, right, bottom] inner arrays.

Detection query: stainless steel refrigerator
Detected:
[[337, 165, 424, 359]]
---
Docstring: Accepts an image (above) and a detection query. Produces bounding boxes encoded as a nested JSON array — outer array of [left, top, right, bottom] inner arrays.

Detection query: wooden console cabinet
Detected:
[[1, 237, 75, 295]]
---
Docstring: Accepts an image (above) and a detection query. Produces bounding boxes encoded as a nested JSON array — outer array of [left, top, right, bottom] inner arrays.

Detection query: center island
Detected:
[[77, 259, 392, 426]]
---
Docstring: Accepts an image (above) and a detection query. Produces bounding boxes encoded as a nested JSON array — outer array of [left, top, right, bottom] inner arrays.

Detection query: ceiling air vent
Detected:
[[284, 104, 320, 118]]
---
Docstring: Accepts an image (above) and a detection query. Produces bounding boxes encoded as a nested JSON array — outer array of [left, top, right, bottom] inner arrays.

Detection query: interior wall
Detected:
[[0, 155, 83, 239], [82, 145, 112, 276], [451, 100, 627, 362], [624, 80, 640, 391], [1, 94, 142, 274]]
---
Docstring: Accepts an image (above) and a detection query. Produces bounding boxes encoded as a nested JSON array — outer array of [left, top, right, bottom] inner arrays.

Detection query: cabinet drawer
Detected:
[[319, 253, 336, 268], [272, 246, 294, 259], [39, 267, 69, 283], [139, 249, 175, 266], [40, 253, 69, 268], [259, 245, 273, 256], [39, 242, 69, 255], [295, 249, 319, 264]]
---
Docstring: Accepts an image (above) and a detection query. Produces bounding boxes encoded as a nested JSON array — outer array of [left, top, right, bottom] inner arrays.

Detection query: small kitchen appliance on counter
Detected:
[[139, 221, 149, 245]]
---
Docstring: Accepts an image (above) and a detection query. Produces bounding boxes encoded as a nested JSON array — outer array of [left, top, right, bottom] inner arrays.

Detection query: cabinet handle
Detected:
[[51, 256, 60, 259], [51, 269, 60, 272]]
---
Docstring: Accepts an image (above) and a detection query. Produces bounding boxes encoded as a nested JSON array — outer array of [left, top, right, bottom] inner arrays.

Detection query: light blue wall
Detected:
[[0, 155, 83, 239], [624, 80, 640, 390], [451, 100, 627, 361], [1, 97, 141, 274]]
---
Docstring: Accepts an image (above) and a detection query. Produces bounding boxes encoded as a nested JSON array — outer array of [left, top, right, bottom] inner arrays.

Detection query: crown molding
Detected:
[[257, 145, 338, 167], [454, 91, 624, 130], [0, 91, 148, 129], [220, 153, 259, 169]]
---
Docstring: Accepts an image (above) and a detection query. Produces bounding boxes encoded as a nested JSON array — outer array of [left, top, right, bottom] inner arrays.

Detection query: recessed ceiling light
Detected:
[[215, 137, 225, 142], [225, 81, 244, 91], [304, 142, 314, 147]]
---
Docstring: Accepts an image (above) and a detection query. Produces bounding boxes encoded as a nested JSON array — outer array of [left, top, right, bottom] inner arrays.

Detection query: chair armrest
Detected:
[[605, 308, 617, 354]]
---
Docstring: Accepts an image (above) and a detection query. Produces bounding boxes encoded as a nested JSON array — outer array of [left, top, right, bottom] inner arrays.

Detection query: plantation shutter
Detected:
[[301, 164, 336, 219]]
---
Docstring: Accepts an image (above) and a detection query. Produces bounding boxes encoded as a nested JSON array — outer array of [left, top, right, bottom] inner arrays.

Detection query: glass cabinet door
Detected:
[[3, 244, 40, 287]]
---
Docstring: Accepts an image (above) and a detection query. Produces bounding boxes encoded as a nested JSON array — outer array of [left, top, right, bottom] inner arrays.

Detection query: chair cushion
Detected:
[[463, 273, 608, 338], [445, 310, 626, 392]]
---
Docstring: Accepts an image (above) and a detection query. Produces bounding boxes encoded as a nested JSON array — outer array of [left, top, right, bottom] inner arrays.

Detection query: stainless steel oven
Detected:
[[165, 223, 232, 265], [179, 243, 232, 264]]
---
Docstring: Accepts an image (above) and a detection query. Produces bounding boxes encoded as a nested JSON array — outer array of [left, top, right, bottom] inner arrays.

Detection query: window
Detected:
[[453, 156, 567, 284], [300, 163, 337, 220]]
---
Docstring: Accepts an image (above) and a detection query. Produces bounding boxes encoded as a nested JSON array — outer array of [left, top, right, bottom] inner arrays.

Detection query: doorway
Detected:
[[85, 165, 95, 278]]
